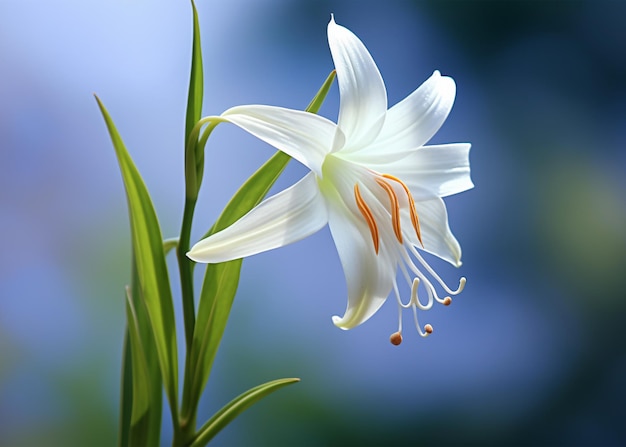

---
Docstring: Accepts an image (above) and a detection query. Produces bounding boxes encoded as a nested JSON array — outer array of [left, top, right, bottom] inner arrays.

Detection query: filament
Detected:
[[412, 303, 432, 338], [408, 243, 466, 296]]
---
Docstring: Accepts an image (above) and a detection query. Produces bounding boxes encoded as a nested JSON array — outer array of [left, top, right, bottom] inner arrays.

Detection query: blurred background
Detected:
[[1, 0, 625, 445]]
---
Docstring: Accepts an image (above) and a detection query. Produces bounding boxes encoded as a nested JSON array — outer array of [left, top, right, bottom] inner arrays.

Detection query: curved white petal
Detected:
[[221, 105, 340, 176], [326, 193, 396, 329], [188, 173, 328, 263], [362, 143, 473, 199], [409, 197, 462, 266], [328, 16, 387, 150], [362, 70, 456, 158], [405, 143, 473, 198]]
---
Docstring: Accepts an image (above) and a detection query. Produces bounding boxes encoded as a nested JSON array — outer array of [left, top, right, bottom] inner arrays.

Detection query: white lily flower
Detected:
[[188, 16, 473, 344]]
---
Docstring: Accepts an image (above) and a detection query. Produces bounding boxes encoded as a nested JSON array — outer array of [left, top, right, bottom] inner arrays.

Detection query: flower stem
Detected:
[[177, 197, 197, 350]]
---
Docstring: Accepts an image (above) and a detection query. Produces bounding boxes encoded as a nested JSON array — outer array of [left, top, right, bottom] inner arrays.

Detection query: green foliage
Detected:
[[177, 0, 205, 359], [190, 378, 300, 447], [95, 97, 179, 430], [121, 276, 163, 447], [184, 0, 205, 200], [182, 69, 338, 427], [98, 2, 336, 445]]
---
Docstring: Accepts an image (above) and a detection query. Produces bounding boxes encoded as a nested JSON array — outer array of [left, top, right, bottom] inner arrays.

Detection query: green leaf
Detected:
[[180, 70, 336, 424], [118, 331, 133, 447], [178, 0, 205, 355], [124, 287, 151, 425], [305, 69, 336, 115], [205, 69, 336, 238], [186, 0, 204, 144], [119, 259, 163, 447], [184, 0, 205, 198], [190, 378, 300, 447], [181, 258, 241, 424], [122, 284, 163, 447], [96, 96, 179, 418], [163, 237, 179, 255]]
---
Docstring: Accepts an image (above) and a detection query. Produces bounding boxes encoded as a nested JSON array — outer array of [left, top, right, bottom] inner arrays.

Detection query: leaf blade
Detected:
[[182, 71, 337, 421], [190, 378, 300, 447], [124, 288, 151, 425], [96, 95, 179, 417], [184, 0, 205, 197]]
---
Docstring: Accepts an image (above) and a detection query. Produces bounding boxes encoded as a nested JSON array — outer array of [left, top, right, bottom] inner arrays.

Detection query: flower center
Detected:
[[353, 173, 423, 254], [352, 171, 465, 346]]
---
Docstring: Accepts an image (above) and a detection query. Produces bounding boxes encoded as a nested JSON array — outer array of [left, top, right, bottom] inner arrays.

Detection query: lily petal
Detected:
[[326, 194, 396, 329], [363, 143, 473, 199], [221, 105, 340, 176], [409, 197, 462, 266], [362, 70, 456, 158], [187, 172, 328, 263], [328, 16, 387, 150]]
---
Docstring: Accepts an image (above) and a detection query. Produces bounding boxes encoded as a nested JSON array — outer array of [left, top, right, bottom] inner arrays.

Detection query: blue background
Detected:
[[1, 0, 625, 445]]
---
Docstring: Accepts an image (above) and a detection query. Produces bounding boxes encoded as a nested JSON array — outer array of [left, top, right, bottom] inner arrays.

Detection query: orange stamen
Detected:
[[375, 178, 403, 244], [354, 184, 379, 254], [382, 174, 423, 247]]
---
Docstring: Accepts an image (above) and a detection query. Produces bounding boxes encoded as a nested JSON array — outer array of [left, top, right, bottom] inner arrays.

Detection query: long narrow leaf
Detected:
[[182, 71, 336, 421], [122, 284, 163, 447], [96, 96, 179, 416], [183, 150, 289, 418], [178, 0, 205, 355], [190, 378, 300, 447], [207, 69, 336, 237], [125, 287, 151, 425], [185, 0, 203, 143], [125, 260, 163, 447], [184, 0, 205, 196], [118, 331, 132, 447], [207, 69, 336, 236]]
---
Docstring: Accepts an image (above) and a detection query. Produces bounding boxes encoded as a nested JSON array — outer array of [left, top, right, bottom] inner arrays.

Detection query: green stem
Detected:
[[177, 198, 198, 350], [172, 413, 196, 447], [178, 118, 221, 350], [175, 200, 200, 446], [175, 117, 223, 446]]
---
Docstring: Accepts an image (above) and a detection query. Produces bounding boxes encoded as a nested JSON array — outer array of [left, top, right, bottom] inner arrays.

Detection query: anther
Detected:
[[354, 184, 380, 254], [382, 174, 423, 246], [390, 331, 403, 346], [375, 178, 403, 244], [424, 324, 433, 335], [443, 297, 452, 306]]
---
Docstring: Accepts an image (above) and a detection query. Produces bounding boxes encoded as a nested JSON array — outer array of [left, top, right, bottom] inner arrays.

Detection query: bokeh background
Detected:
[[1, 0, 625, 445]]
